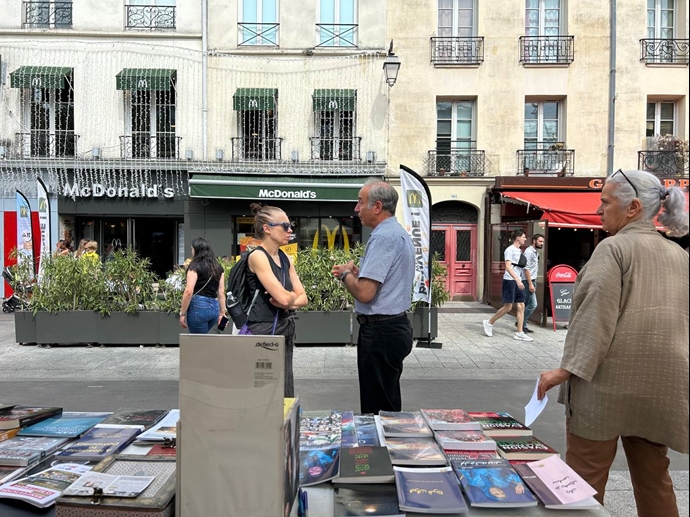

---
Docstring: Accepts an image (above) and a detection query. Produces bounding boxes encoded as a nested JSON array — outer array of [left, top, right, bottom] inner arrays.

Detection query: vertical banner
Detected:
[[36, 178, 51, 279], [16, 190, 35, 279], [399, 165, 432, 304]]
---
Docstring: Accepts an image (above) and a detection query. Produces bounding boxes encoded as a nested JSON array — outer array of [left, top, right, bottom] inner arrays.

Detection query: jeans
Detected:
[[523, 280, 538, 328], [357, 315, 413, 414], [187, 295, 219, 334]]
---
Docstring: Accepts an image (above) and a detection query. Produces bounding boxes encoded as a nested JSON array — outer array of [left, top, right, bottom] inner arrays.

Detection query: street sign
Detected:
[[547, 265, 578, 332]]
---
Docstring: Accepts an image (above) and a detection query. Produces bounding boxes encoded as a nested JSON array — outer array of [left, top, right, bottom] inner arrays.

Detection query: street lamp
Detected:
[[383, 40, 401, 87]]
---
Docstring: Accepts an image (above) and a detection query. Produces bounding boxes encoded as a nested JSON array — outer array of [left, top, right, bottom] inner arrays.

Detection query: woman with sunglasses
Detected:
[[245, 203, 308, 397]]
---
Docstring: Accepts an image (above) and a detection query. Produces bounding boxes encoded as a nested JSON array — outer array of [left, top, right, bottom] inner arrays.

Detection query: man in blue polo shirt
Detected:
[[332, 179, 415, 414]]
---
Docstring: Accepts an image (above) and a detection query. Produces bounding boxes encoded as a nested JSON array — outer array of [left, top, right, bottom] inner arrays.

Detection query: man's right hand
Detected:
[[517, 281, 524, 290]]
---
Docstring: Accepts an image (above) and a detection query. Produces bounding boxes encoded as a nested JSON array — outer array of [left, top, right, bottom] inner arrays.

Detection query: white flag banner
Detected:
[[36, 178, 51, 280], [16, 190, 35, 279], [399, 166, 432, 304]]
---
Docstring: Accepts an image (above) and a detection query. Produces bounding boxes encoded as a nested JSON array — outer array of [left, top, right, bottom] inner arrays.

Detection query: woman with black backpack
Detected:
[[179, 238, 227, 334]]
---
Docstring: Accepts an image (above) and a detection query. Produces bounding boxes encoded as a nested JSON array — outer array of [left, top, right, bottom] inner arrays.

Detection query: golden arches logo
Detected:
[[38, 198, 48, 212], [407, 190, 423, 208], [19, 206, 29, 217]]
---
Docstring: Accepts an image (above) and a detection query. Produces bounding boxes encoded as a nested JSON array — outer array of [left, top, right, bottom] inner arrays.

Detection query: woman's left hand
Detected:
[[179, 315, 187, 328]]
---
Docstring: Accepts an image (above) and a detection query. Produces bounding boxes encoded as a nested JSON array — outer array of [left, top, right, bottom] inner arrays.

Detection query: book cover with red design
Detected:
[[467, 412, 532, 437], [420, 409, 481, 431], [494, 436, 559, 461]]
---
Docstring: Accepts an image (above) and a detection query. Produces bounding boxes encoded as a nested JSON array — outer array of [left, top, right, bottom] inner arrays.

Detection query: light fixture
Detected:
[[382, 40, 401, 87], [185, 149, 194, 161], [366, 151, 376, 163], [216, 149, 224, 161], [91, 147, 102, 159], [291, 151, 299, 163]]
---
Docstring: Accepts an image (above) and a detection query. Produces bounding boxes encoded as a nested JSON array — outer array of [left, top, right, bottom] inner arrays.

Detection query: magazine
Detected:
[[63, 471, 155, 498], [0, 463, 92, 508], [134, 410, 179, 443]]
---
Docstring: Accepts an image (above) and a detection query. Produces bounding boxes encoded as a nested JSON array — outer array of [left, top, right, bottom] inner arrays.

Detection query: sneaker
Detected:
[[483, 320, 493, 337], [523, 327, 534, 333], [514, 332, 534, 342]]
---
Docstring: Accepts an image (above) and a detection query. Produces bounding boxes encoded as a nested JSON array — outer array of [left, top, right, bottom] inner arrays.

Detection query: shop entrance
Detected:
[[431, 224, 477, 300], [76, 216, 183, 278]]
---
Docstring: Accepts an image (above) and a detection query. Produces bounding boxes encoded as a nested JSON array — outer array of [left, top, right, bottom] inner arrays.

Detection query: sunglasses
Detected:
[[267, 222, 294, 231], [613, 169, 638, 198]]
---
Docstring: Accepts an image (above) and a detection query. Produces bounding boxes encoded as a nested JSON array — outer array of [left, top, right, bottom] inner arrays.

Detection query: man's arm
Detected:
[[504, 260, 524, 288], [332, 261, 379, 303]]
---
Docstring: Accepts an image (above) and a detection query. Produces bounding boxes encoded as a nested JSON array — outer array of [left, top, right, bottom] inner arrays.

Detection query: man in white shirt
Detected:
[[483, 229, 533, 342], [519, 233, 545, 333]]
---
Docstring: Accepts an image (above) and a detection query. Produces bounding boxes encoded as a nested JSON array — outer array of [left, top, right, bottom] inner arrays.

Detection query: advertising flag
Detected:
[[36, 178, 51, 279], [16, 190, 35, 279], [399, 165, 432, 304]]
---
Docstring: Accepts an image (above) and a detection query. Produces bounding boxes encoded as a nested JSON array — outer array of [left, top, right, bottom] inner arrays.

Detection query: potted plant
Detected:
[[7, 248, 37, 344], [409, 255, 451, 339]]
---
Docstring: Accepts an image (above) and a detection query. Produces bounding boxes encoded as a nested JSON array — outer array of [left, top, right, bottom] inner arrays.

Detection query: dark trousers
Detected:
[[566, 429, 678, 517], [356, 315, 413, 414]]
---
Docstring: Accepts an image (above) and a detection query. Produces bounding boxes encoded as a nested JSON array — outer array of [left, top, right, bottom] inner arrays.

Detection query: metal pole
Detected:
[[607, 0, 617, 176], [201, 0, 209, 160]]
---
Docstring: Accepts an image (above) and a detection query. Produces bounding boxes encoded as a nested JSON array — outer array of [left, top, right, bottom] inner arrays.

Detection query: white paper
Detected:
[[64, 471, 155, 497], [524, 376, 548, 427]]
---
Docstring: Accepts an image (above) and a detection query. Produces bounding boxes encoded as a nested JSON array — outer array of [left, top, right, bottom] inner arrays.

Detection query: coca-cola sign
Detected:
[[547, 265, 579, 330], [548, 265, 578, 284]]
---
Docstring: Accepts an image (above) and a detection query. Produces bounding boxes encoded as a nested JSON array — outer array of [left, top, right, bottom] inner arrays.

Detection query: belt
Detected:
[[356, 312, 406, 325]]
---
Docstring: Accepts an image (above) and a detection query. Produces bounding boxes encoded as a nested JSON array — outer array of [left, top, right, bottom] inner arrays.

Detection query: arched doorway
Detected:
[[431, 201, 479, 301]]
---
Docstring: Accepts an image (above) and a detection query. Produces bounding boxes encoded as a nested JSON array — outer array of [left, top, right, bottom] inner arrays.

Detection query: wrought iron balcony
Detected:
[[430, 37, 484, 65], [16, 131, 78, 158], [310, 137, 361, 161], [120, 134, 181, 159], [125, 4, 176, 30], [238, 22, 279, 46], [519, 35, 574, 65], [640, 39, 689, 65], [24, 1, 72, 28], [315, 24, 357, 47], [231, 137, 283, 161], [517, 143, 575, 176], [425, 145, 486, 177], [638, 150, 689, 178]]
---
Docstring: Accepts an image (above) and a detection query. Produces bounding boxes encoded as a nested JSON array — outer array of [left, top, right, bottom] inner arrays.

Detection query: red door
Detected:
[[431, 224, 477, 300]]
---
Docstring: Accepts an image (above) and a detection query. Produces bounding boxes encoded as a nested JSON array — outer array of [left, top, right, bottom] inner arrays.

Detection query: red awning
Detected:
[[501, 191, 603, 228]]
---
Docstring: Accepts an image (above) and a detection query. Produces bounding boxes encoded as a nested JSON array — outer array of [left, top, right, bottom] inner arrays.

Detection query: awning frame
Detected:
[[312, 89, 357, 111], [10, 66, 73, 89], [116, 68, 176, 91], [233, 88, 278, 111]]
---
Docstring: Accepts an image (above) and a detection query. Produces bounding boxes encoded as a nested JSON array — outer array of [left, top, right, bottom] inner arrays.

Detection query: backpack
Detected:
[[226, 247, 290, 315]]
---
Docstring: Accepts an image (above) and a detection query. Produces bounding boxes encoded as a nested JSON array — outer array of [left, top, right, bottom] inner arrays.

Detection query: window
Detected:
[[314, 111, 356, 160], [435, 100, 475, 174], [525, 0, 560, 37], [318, 0, 357, 47], [522, 100, 571, 175], [295, 217, 361, 250], [524, 101, 560, 148], [647, 0, 675, 39], [125, 81, 177, 159], [239, 0, 279, 46], [126, 0, 176, 30], [23, 72, 75, 157], [438, 0, 475, 37], [24, 0, 73, 29], [646, 101, 676, 138], [239, 109, 278, 160]]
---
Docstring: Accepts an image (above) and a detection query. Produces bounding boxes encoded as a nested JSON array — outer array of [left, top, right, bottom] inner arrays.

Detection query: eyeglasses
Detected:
[[267, 222, 294, 231], [613, 169, 638, 198]]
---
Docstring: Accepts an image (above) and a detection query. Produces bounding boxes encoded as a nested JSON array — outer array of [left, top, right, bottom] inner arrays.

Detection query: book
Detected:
[[444, 449, 500, 462], [0, 406, 62, 430], [18, 412, 111, 438], [54, 426, 141, 462], [378, 411, 433, 438], [334, 446, 394, 484], [394, 466, 469, 514], [0, 462, 92, 508], [298, 447, 340, 486], [354, 414, 381, 447], [146, 443, 177, 456], [340, 411, 358, 448], [300, 409, 342, 450], [467, 412, 532, 437], [0, 428, 20, 443], [433, 430, 497, 451], [0, 405, 16, 412], [384, 437, 447, 466], [0, 463, 40, 485], [333, 483, 404, 517], [97, 409, 169, 431], [513, 456, 599, 510], [63, 471, 155, 498], [420, 408, 481, 431], [451, 458, 538, 508], [0, 436, 70, 466], [494, 435, 559, 461], [134, 409, 179, 443]]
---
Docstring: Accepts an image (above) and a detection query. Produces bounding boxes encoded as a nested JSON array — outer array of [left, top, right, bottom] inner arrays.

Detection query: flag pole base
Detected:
[[415, 339, 443, 349]]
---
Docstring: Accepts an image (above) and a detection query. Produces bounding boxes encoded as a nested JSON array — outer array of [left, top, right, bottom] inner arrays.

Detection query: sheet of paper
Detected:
[[524, 376, 548, 427]]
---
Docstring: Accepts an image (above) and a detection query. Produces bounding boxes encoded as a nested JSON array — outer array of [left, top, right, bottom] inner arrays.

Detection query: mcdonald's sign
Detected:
[[406, 190, 424, 208]]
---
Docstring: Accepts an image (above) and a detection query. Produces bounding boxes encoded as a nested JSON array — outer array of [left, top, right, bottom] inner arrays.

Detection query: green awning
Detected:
[[10, 66, 73, 89], [313, 89, 357, 111], [233, 88, 278, 111], [188, 174, 365, 202], [116, 68, 176, 91]]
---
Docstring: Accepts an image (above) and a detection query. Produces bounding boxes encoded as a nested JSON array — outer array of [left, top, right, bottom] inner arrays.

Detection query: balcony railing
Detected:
[[638, 150, 689, 178], [425, 144, 486, 177], [315, 24, 357, 47], [310, 137, 361, 161], [120, 134, 181, 159], [238, 22, 279, 46], [640, 39, 689, 65], [430, 37, 485, 65], [519, 35, 574, 65], [125, 4, 176, 30], [231, 137, 283, 161], [24, 1, 72, 28], [16, 131, 78, 158], [517, 143, 575, 176]]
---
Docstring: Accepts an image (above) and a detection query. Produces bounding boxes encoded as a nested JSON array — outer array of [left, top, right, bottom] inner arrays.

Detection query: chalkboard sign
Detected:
[[546, 265, 578, 332]]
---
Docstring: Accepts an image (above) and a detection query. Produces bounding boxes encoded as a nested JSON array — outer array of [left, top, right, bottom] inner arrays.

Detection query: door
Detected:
[[431, 224, 477, 300]]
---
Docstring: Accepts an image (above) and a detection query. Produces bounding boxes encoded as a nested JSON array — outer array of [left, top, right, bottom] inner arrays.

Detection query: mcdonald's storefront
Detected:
[[186, 173, 373, 257]]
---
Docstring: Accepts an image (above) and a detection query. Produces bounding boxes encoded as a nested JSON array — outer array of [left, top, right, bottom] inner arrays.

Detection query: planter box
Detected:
[[294, 311, 352, 345], [14, 311, 36, 344], [35, 311, 98, 345], [159, 312, 182, 345], [352, 307, 438, 344], [98, 312, 160, 345]]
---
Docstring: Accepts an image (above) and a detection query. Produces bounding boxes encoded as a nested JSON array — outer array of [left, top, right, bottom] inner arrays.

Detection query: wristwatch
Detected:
[[179, 312, 186, 317], [340, 270, 351, 282]]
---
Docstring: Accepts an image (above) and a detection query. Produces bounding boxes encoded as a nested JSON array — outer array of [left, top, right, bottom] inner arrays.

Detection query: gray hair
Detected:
[[364, 178, 398, 215], [607, 170, 688, 237]]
